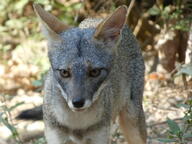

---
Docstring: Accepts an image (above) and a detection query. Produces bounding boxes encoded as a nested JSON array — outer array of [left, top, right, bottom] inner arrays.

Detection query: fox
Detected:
[[33, 3, 147, 144]]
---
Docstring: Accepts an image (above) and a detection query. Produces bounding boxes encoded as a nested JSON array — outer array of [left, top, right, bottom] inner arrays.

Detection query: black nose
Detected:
[[72, 97, 85, 108]]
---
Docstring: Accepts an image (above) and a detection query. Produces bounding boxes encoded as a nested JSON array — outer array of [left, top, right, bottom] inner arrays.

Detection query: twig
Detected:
[[127, 0, 135, 19], [133, 12, 148, 37], [147, 118, 182, 127], [182, 74, 188, 90]]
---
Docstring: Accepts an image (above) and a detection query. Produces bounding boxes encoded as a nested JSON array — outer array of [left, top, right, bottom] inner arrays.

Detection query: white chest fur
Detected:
[[53, 97, 104, 130]]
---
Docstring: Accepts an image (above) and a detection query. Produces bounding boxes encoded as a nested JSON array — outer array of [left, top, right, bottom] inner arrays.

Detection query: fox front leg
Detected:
[[84, 126, 111, 144], [45, 126, 72, 144]]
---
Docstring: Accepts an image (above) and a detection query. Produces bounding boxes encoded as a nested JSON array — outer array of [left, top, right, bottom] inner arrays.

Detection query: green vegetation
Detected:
[[158, 100, 192, 143], [148, 0, 192, 31], [0, 101, 24, 144]]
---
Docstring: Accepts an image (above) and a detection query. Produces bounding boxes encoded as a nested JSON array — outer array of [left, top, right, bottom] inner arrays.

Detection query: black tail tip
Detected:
[[16, 106, 43, 121]]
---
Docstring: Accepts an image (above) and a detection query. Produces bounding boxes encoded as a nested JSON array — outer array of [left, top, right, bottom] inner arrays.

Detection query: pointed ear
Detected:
[[94, 5, 127, 42], [33, 4, 70, 41]]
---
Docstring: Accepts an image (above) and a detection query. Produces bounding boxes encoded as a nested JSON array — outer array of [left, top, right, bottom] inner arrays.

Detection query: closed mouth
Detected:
[[71, 107, 88, 112]]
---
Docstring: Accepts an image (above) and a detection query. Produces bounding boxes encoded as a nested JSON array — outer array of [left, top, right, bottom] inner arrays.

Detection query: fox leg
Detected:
[[118, 103, 147, 144], [84, 126, 111, 144], [45, 125, 74, 144]]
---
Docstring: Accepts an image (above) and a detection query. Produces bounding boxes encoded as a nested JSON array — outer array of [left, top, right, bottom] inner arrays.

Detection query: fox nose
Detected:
[[72, 97, 85, 108]]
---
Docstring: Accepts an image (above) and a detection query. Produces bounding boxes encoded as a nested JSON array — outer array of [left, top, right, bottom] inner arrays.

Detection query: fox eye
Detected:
[[89, 68, 101, 77], [59, 69, 71, 78]]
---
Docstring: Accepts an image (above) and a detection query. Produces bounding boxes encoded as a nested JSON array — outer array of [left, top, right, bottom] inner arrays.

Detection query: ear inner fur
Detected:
[[94, 5, 128, 40]]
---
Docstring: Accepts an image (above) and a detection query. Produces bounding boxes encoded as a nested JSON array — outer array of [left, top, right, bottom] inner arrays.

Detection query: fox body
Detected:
[[34, 4, 147, 144]]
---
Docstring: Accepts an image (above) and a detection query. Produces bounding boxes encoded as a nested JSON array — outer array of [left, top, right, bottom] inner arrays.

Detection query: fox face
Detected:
[[49, 28, 112, 111], [34, 4, 127, 111]]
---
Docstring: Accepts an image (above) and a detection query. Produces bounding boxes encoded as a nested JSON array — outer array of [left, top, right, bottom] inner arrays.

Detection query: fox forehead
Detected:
[[49, 28, 112, 69]]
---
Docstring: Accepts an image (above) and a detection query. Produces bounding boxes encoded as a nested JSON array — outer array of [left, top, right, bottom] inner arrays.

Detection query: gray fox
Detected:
[[33, 3, 147, 144]]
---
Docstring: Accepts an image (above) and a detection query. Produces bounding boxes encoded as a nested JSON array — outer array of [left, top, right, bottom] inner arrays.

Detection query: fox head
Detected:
[[34, 4, 127, 111]]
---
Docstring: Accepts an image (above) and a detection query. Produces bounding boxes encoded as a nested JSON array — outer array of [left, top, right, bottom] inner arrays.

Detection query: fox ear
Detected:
[[33, 4, 70, 41], [94, 5, 127, 42]]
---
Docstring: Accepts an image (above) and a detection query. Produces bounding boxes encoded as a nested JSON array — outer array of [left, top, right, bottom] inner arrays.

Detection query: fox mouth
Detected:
[[71, 107, 87, 112]]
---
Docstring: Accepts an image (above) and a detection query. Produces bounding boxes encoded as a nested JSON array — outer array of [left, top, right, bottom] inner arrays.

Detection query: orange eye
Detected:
[[89, 69, 101, 77], [59, 69, 71, 78]]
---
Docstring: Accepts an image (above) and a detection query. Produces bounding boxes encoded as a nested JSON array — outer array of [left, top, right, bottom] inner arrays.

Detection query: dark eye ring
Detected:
[[89, 68, 101, 77], [59, 69, 71, 78]]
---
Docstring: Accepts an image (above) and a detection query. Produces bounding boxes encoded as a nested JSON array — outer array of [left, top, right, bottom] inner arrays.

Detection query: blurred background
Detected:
[[0, 0, 192, 144]]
